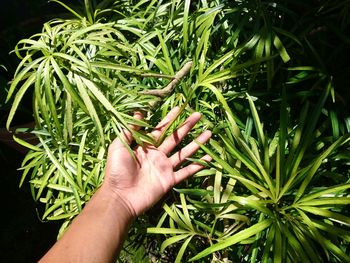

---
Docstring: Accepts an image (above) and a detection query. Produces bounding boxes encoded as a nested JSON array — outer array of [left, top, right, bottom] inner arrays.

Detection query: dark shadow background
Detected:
[[0, 1, 73, 262], [0, 144, 60, 262]]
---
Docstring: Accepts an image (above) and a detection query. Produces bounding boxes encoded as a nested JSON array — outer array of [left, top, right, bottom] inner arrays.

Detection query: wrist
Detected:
[[100, 181, 137, 220]]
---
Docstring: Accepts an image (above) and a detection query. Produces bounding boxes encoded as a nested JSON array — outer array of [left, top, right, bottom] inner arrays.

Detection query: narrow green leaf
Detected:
[[246, 94, 271, 181], [281, 85, 330, 197], [256, 37, 265, 59], [299, 206, 350, 225], [89, 61, 143, 74], [156, 30, 174, 75], [279, 222, 312, 263], [291, 221, 321, 262], [214, 169, 222, 204], [274, 223, 282, 263], [160, 234, 190, 253], [6, 74, 36, 129], [47, 211, 79, 221], [199, 141, 271, 197], [35, 164, 56, 200], [175, 235, 193, 263], [147, 227, 187, 236], [77, 130, 88, 189], [189, 219, 272, 261], [220, 135, 260, 177], [42, 195, 75, 219], [299, 197, 350, 206], [278, 87, 287, 188], [50, 57, 87, 112], [273, 34, 290, 63], [46, 183, 74, 193], [64, 92, 73, 142], [312, 219, 350, 242], [295, 135, 350, 201], [75, 75, 105, 146], [329, 110, 339, 139], [163, 204, 188, 230], [180, 193, 194, 231], [251, 213, 266, 262], [221, 177, 236, 204], [229, 196, 274, 216], [236, 137, 275, 197], [80, 77, 129, 129], [199, 83, 242, 137], [173, 188, 212, 197], [201, 49, 235, 80], [298, 209, 350, 262], [84, 0, 93, 23], [43, 59, 62, 139], [299, 183, 350, 203], [38, 137, 79, 190], [261, 224, 275, 263], [13, 136, 41, 152], [50, 0, 83, 19], [20, 154, 43, 187], [273, 27, 302, 46]]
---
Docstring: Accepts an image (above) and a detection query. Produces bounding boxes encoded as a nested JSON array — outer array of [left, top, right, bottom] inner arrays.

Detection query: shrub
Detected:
[[149, 85, 350, 262], [5, 0, 350, 261]]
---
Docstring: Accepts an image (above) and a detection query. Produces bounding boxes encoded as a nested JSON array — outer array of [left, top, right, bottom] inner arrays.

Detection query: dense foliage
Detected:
[[5, 0, 350, 262]]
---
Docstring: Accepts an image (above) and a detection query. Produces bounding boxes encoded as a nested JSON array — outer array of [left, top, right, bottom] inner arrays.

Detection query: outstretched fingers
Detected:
[[169, 130, 212, 168], [158, 112, 202, 154], [151, 107, 180, 142], [174, 155, 212, 184], [109, 112, 143, 152]]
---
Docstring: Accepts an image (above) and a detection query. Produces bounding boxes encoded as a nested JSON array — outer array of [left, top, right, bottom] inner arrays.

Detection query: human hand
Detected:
[[103, 107, 212, 217]]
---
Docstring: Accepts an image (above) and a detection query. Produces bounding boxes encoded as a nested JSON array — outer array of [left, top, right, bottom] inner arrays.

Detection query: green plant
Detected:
[[5, 0, 350, 262], [149, 84, 350, 262], [5, 2, 158, 235], [6, 0, 290, 233]]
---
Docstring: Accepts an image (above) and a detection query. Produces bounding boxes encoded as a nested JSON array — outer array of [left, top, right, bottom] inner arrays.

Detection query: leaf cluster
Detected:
[[5, 0, 350, 262]]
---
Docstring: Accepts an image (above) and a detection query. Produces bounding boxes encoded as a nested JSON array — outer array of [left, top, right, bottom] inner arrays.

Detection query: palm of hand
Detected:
[[107, 145, 174, 216], [104, 107, 212, 217]]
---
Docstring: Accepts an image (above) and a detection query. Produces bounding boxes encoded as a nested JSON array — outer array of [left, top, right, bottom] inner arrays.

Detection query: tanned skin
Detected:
[[40, 107, 212, 263]]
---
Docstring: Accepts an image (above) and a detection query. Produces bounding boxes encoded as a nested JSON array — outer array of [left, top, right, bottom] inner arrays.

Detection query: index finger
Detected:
[[151, 106, 180, 142], [158, 112, 201, 154]]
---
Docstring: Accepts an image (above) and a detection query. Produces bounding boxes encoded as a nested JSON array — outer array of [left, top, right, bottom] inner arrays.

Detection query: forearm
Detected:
[[39, 109, 209, 262], [39, 183, 135, 263]]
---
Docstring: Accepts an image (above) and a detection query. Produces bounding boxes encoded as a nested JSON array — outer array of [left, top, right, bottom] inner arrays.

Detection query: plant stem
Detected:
[[140, 61, 193, 98]]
